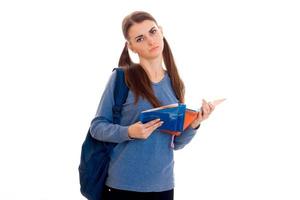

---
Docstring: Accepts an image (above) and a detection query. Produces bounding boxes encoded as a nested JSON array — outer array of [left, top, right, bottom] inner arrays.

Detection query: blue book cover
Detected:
[[139, 103, 187, 132]]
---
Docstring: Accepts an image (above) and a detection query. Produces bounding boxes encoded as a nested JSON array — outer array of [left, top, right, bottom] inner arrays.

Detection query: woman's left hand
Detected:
[[190, 99, 215, 129]]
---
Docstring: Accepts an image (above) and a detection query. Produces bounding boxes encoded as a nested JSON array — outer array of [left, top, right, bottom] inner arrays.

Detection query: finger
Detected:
[[199, 107, 206, 119], [201, 99, 207, 114], [194, 114, 202, 124], [208, 102, 215, 111], [203, 99, 210, 108], [202, 102, 210, 115], [201, 104, 210, 119], [201, 110, 209, 120], [203, 100, 213, 114], [146, 120, 164, 132], [200, 104, 208, 117], [197, 110, 203, 120], [211, 98, 226, 106], [200, 99, 214, 120], [144, 118, 161, 128], [208, 104, 214, 115], [203, 109, 209, 119]]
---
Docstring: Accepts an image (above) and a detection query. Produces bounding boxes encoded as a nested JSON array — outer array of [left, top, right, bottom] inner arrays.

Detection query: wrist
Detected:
[[127, 126, 134, 140]]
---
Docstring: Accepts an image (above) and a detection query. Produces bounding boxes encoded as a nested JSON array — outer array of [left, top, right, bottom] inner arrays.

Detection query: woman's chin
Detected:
[[147, 50, 163, 59]]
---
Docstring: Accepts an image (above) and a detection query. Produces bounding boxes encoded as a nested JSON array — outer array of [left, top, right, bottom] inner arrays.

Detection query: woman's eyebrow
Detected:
[[149, 26, 156, 32], [134, 26, 156, 40], [135, 35, 143, 40]]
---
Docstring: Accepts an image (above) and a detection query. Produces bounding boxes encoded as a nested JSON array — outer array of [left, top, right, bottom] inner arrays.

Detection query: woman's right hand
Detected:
[[128, 119, 164, 139]]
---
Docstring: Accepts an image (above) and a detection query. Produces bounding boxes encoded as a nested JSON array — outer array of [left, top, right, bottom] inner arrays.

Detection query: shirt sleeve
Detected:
[[89, 70, 133, 143], [173, 126, 198, 150]]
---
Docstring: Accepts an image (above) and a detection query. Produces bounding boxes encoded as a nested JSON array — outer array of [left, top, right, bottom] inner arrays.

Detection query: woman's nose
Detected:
[[147, 37, 155, 46]]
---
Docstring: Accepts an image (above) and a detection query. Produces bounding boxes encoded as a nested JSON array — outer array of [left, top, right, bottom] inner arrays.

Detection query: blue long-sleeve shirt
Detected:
[[89, 69, 198, 192]]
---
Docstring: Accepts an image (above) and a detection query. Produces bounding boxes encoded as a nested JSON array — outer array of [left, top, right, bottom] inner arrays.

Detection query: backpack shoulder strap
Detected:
[[112, 67, 129, 124]]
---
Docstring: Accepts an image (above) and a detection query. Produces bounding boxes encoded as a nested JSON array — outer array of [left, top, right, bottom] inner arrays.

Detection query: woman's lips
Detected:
[[150, 46, 159, 51]]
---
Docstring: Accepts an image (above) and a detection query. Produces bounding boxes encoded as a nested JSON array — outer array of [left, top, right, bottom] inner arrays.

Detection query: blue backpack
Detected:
[[79, 67, 129, 200]]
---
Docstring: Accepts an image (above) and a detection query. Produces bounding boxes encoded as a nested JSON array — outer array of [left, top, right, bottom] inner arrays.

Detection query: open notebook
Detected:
[[139, 103, 199, 136]]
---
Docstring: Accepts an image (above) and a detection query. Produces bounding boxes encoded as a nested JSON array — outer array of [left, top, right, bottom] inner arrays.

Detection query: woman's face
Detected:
[[127, 20, 164, 60]]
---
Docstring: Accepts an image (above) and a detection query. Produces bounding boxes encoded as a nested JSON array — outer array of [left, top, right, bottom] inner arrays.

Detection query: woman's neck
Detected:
[[139, 56, 165, 83]]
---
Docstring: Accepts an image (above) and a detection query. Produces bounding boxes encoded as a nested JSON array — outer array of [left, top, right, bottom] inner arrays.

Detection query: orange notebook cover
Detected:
[[160, 109, 199, 136]]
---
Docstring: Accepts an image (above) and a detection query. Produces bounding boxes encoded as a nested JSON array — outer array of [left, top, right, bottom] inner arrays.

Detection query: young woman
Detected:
[[90, 11, 215, 200]]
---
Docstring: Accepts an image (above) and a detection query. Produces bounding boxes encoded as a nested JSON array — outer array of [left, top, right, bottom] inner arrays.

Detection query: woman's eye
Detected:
[[136, 38, 144, 43], [151, 29, 157, 34]]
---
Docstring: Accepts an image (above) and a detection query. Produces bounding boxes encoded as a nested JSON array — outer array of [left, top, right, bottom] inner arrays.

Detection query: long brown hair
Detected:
[[118, 11, 185, 107]]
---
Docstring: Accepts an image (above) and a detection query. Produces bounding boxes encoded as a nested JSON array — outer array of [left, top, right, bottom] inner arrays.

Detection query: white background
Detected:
[[1, 0, 299, 199]]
